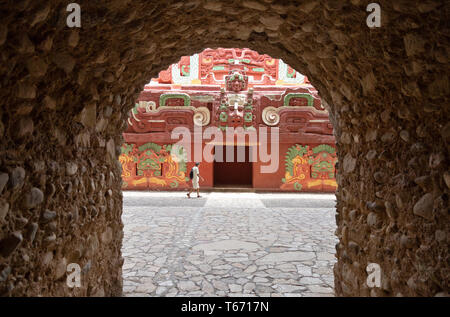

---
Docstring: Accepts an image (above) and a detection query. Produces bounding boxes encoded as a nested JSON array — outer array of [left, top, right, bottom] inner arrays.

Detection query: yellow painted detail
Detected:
[[323, 179, 337, 187], [276, 80, 308, 86], [285, 172, 291, 181], [307, 180, 322, 188], [132, 178, 147, 186], [148, 177, 167, 186]]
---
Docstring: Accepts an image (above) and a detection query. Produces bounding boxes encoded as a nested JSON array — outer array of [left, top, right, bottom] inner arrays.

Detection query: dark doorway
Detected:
[[214, 145, 253, 187]]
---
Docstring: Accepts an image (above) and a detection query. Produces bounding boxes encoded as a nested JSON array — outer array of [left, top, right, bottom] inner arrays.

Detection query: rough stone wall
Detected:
[[0, 0, 448, 296]]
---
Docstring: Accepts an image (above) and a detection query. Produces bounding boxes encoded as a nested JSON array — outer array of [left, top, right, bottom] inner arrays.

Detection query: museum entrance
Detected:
[[213, 145, 253, 187]]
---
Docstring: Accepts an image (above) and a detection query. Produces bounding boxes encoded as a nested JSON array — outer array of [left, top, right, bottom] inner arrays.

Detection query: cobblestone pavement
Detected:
[[122, 191, 337, 297]]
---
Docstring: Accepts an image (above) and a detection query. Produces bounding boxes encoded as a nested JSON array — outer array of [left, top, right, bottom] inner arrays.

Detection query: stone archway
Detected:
[[0, 1, 448, 296]]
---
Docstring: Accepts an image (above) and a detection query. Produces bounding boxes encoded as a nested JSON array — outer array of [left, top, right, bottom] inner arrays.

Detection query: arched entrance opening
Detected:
[[120, 48, 337, 193], [0, 1, 447, 297], [120, 47, 339, 297]]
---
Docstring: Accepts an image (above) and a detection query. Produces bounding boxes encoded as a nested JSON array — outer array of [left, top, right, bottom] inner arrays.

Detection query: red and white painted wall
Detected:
[[120, 48, 337, 192]]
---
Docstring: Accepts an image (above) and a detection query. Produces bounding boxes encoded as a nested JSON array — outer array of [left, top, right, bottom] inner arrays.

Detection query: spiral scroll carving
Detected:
[[193, 107, 210, 126], [262, 106, 280, 126]]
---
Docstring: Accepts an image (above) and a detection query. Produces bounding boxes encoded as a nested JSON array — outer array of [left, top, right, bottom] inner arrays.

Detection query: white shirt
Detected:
[[192, 166, 199, 181]]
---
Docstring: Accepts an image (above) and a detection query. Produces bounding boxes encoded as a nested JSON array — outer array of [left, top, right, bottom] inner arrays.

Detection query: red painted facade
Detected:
[[120, 48, 337, 192]]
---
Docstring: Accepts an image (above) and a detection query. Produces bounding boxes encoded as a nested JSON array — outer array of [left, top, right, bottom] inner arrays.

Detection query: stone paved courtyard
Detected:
[[122, 191, 337, 297]]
